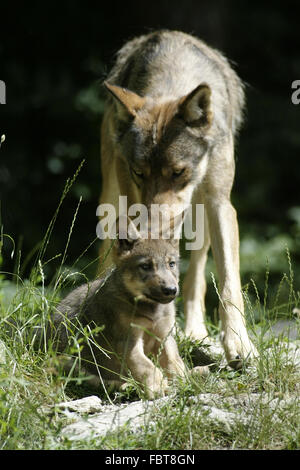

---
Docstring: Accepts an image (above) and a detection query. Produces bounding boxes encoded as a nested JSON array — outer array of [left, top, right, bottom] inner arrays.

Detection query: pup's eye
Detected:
[[132, 168, 144, 178], [172, 168, 185, 178], [169, 261, 176, 268], [140, 263, 152, 271]]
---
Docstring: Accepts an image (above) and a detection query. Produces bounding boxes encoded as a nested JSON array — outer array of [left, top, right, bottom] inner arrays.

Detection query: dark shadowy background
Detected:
[[0, 0, 299, 306]]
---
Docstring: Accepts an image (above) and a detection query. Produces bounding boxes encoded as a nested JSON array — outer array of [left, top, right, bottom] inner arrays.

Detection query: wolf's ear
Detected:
[[113, 215, 141, 258], [104, 82, 145, 119], [179, 83, 213, 129]]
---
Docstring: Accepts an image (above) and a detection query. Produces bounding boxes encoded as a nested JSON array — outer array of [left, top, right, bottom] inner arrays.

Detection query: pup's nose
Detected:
[[161, 286, 177, 297]]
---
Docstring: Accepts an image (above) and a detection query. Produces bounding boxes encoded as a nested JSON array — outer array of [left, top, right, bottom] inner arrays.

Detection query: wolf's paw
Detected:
[[184, 322, 210, 344], [221, 323, 258, 370]]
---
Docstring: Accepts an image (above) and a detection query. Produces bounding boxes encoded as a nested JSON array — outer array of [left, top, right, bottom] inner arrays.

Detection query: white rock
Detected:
[[61, 396, 168, 441], [54, 395, 104, 414]]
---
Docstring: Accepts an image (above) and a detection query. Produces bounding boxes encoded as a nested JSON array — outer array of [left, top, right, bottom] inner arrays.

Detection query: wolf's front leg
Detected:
[[205, 195, 258, 368], [183, 195, 210, 342]]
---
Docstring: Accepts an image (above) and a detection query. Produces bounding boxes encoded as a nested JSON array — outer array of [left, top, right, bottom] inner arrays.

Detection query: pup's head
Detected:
[[104, 81, 213, 214], [112, 216, 179, 304]]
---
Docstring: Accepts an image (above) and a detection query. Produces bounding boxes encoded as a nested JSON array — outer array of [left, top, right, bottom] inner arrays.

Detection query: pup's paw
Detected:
[[190, 365, 210, 377], [164, 359, 186, 378], [146, 375, 169, 399]]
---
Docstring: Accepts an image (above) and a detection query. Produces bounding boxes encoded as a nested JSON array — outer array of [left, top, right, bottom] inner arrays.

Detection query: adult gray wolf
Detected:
[[99, 30, 258, 369]]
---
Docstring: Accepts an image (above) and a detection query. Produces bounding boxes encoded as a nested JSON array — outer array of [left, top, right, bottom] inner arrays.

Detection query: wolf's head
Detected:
[[112, 216, 179, 304], [105, 81, 213, 213]]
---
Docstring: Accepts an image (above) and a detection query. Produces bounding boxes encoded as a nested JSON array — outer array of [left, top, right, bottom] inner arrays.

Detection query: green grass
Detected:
[[0, 166, 299, 450]]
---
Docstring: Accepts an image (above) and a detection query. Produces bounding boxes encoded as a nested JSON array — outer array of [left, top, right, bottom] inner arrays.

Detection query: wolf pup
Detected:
[[50, 218, 191, 398], [99, 30, 258, 368]]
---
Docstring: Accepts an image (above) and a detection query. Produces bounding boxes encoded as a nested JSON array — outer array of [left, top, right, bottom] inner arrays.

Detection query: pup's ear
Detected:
[[179, 83, 213, 129], [104, 82, 145, 119], [167, 237, 180, 251], [113, 215, 141, 258]]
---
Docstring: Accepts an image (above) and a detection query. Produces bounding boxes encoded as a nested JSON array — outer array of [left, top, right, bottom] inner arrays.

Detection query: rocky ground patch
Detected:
[[39, 323, 299, 445]]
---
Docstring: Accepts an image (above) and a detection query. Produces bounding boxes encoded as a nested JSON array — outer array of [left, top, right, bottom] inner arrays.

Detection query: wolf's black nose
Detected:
[[162, 286, 177, 296]]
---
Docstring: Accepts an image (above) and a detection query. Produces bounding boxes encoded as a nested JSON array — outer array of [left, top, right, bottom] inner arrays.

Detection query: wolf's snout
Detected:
[[161, 286, 177, 297]]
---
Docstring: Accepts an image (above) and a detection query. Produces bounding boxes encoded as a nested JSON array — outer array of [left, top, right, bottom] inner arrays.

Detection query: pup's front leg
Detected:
[[126, 335, 169, 399], [153, 313, 186, 378], [158, 335, 186, 378]]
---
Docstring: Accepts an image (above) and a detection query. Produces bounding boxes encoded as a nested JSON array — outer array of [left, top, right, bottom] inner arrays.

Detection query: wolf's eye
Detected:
[[172, 168, 185, 179], [169, 261, 176, 268], [140, 263, 152, 271], [132, 168, 144, 178]]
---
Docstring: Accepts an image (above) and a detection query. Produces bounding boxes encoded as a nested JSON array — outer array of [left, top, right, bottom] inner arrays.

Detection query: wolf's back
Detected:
[[106, 30, 245, 136]]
